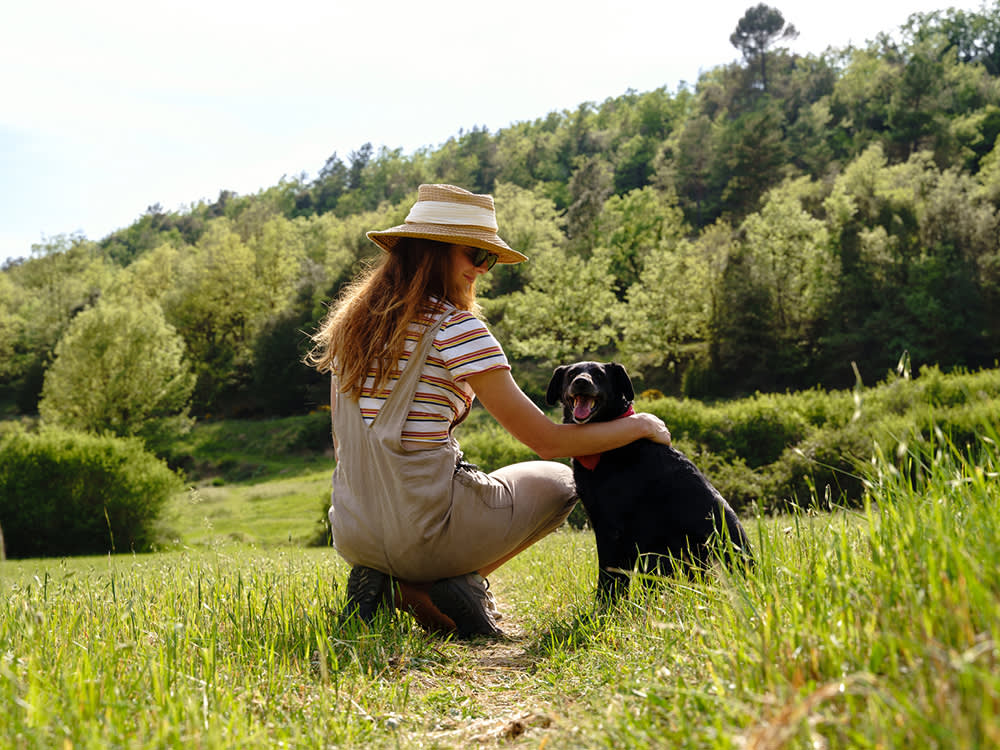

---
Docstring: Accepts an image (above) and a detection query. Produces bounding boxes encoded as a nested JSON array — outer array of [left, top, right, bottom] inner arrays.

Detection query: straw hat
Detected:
[[366, 184, 527, 264]]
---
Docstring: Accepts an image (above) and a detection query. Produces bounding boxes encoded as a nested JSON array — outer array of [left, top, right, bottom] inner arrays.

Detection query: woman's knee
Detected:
[[491, 460, 576, 505]]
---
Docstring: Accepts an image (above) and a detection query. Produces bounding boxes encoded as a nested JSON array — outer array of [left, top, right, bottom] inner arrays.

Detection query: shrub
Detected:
[[866, 365, 1000, 416], [762, 419, 879, 511], [0, 427, 181, 558], [456, 419, 541, 472], [640, 393, 816, 467]]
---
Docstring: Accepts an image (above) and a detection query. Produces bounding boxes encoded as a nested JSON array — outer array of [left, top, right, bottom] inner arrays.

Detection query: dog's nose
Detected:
[[568, 373, 596, 394]]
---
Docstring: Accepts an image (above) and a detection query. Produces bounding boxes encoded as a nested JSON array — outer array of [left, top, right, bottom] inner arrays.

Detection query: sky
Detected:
[[0, 0, 988, 265]]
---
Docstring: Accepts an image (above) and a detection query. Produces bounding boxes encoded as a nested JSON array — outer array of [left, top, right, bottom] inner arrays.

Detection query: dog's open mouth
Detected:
[[571, 395, 597, 423]]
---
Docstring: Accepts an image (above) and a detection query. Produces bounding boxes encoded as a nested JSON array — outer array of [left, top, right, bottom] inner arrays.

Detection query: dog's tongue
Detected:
[[573, 396, 595, 422]]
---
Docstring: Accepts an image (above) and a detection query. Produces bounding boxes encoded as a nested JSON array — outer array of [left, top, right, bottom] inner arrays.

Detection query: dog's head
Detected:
[[545, 361, 635, 424]]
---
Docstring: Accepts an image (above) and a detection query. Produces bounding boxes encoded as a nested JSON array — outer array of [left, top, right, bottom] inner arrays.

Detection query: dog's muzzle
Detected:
[[567, 376, 600, 423]]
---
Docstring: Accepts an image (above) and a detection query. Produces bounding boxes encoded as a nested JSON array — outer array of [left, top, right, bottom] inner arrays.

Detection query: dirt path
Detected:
[[404, 619, 565, 746]]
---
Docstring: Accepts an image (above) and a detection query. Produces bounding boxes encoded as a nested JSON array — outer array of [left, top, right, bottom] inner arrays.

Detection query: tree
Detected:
[[313, 151, 348, 213], [566, 156, 614, 252], [0, 274, 28, 381], [740, 180, 836, 347], [716, 99, 790, 218], [38, 299, 194, 446], [484, 182, 566, 298], [429, 126, 498, 193], [347, 142, 373, 190], [617, 236, 715, 373], [247, 216, 306, 317], [108, 242, 184, 306], [730, 4, 799, 92], [654, 114, 718, 227], [1, 236, 115, 412], [906, 4, 1000, 77], [161, 218, 265, 411], [497, 250, 620, 366], [592, 187, 688, 299]]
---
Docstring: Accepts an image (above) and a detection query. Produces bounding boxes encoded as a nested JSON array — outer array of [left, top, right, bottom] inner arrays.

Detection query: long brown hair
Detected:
[[307, 238, 480, 399]]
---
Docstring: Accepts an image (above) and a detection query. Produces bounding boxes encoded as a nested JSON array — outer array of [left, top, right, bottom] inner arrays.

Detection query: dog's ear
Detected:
[[608, 362, 635, 402], [545, 365, 569, 405]]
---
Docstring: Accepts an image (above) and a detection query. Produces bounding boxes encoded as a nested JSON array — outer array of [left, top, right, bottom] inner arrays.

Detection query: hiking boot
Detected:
[[343, 565, 393, 623], [429, 573, 504, 639], [479, 574, 502, 622]]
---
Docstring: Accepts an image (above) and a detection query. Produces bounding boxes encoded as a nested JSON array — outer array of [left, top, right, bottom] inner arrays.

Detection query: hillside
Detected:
[[2, 4, 999, 421]]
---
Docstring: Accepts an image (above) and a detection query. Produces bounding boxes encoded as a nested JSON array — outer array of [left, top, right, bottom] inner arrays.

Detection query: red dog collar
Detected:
[[573, 404, 635, 470]]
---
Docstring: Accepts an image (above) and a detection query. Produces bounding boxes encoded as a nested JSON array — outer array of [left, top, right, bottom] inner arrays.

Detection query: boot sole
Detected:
[[344, 566, 391, 623]]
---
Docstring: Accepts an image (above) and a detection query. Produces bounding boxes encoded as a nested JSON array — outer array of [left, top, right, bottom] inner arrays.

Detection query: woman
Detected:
[[308, 184, 672, 638]]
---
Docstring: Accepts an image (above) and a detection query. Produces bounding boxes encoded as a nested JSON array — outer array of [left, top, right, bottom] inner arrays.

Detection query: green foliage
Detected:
[[452, 411, 542, 472], [159, 410, 332, 483], [0, 273, 28, 381], [566, 155, 614, 248], [634, 366, 1000, 512], [592, 186, 688, 297], [0, 426, 181, 557], [617, 219, 728, 373], [639, 392, 817, 469], [5, 4, 1000, 415], [717, 97, 791, 216], [249, 298, 328, 417], [0, 236, 115, 410], [497, 250, 620, 365], [38, 299, 194, 446], [480, 182, 565, 297], [653, 113, 718, 226]]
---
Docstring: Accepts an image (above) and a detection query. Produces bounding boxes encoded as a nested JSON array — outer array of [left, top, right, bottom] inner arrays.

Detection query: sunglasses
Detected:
[[466, 247, 499, 271]]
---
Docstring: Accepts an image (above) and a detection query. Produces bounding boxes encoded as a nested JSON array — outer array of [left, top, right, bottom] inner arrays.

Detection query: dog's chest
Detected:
[[572, 442, 655, 503]]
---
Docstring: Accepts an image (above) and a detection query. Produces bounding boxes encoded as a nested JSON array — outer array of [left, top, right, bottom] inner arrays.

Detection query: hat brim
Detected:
[[367, 223, 528, 264]]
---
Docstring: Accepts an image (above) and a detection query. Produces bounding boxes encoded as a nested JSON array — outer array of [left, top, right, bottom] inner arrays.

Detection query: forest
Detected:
[[2, 3, 1000, 432]]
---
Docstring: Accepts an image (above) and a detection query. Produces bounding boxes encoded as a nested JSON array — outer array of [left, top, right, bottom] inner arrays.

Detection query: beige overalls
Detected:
[[329, 310, 577, 581]]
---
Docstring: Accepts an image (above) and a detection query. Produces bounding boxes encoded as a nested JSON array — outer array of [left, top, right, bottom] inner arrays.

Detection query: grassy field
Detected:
[[158, 470, 331, 549], [3, 432, 999, 747]]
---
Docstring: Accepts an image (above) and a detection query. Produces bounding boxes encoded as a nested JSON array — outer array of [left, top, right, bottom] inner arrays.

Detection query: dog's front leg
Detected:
[[594, 531, 637, 606]]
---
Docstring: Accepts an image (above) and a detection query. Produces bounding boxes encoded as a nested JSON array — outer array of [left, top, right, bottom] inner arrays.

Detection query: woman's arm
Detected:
[[464, 369, 671, 460]]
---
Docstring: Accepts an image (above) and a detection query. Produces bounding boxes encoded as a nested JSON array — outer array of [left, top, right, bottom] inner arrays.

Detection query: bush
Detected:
[[456, 419, 542, 472], [640, 393, 818, 467], [0, 427, 181, 558], [761, 419, 878, 511]]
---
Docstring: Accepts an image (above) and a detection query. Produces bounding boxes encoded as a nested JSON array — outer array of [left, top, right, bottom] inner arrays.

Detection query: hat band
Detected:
[[405, 200, 498, 231]]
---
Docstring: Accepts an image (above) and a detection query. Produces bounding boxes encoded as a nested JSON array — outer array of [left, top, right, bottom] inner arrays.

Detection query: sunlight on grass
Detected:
[[2, 432, 998, 747]]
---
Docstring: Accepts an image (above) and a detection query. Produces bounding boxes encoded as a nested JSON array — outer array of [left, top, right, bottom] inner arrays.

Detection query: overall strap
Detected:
[[369, 309, 452, 444]]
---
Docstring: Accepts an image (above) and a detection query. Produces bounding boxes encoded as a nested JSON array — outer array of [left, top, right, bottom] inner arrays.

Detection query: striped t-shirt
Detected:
[[357, 299, 509, 444]]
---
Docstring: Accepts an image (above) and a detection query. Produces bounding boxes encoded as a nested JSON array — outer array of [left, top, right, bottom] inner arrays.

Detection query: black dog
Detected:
[[546, 361, 752, 603]]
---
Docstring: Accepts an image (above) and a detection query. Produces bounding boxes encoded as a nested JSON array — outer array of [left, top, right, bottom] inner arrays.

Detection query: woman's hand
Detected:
[[632, 412, 672, 446]]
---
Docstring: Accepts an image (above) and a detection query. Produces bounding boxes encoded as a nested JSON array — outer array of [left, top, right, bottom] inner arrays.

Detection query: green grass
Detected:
[[3, 431, 999, 747], [159, 470, 331, 549], [153, 411, 336, 549]]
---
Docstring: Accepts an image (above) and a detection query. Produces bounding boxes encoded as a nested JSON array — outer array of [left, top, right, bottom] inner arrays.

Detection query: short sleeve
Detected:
[[434, 310, 510, 381]]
